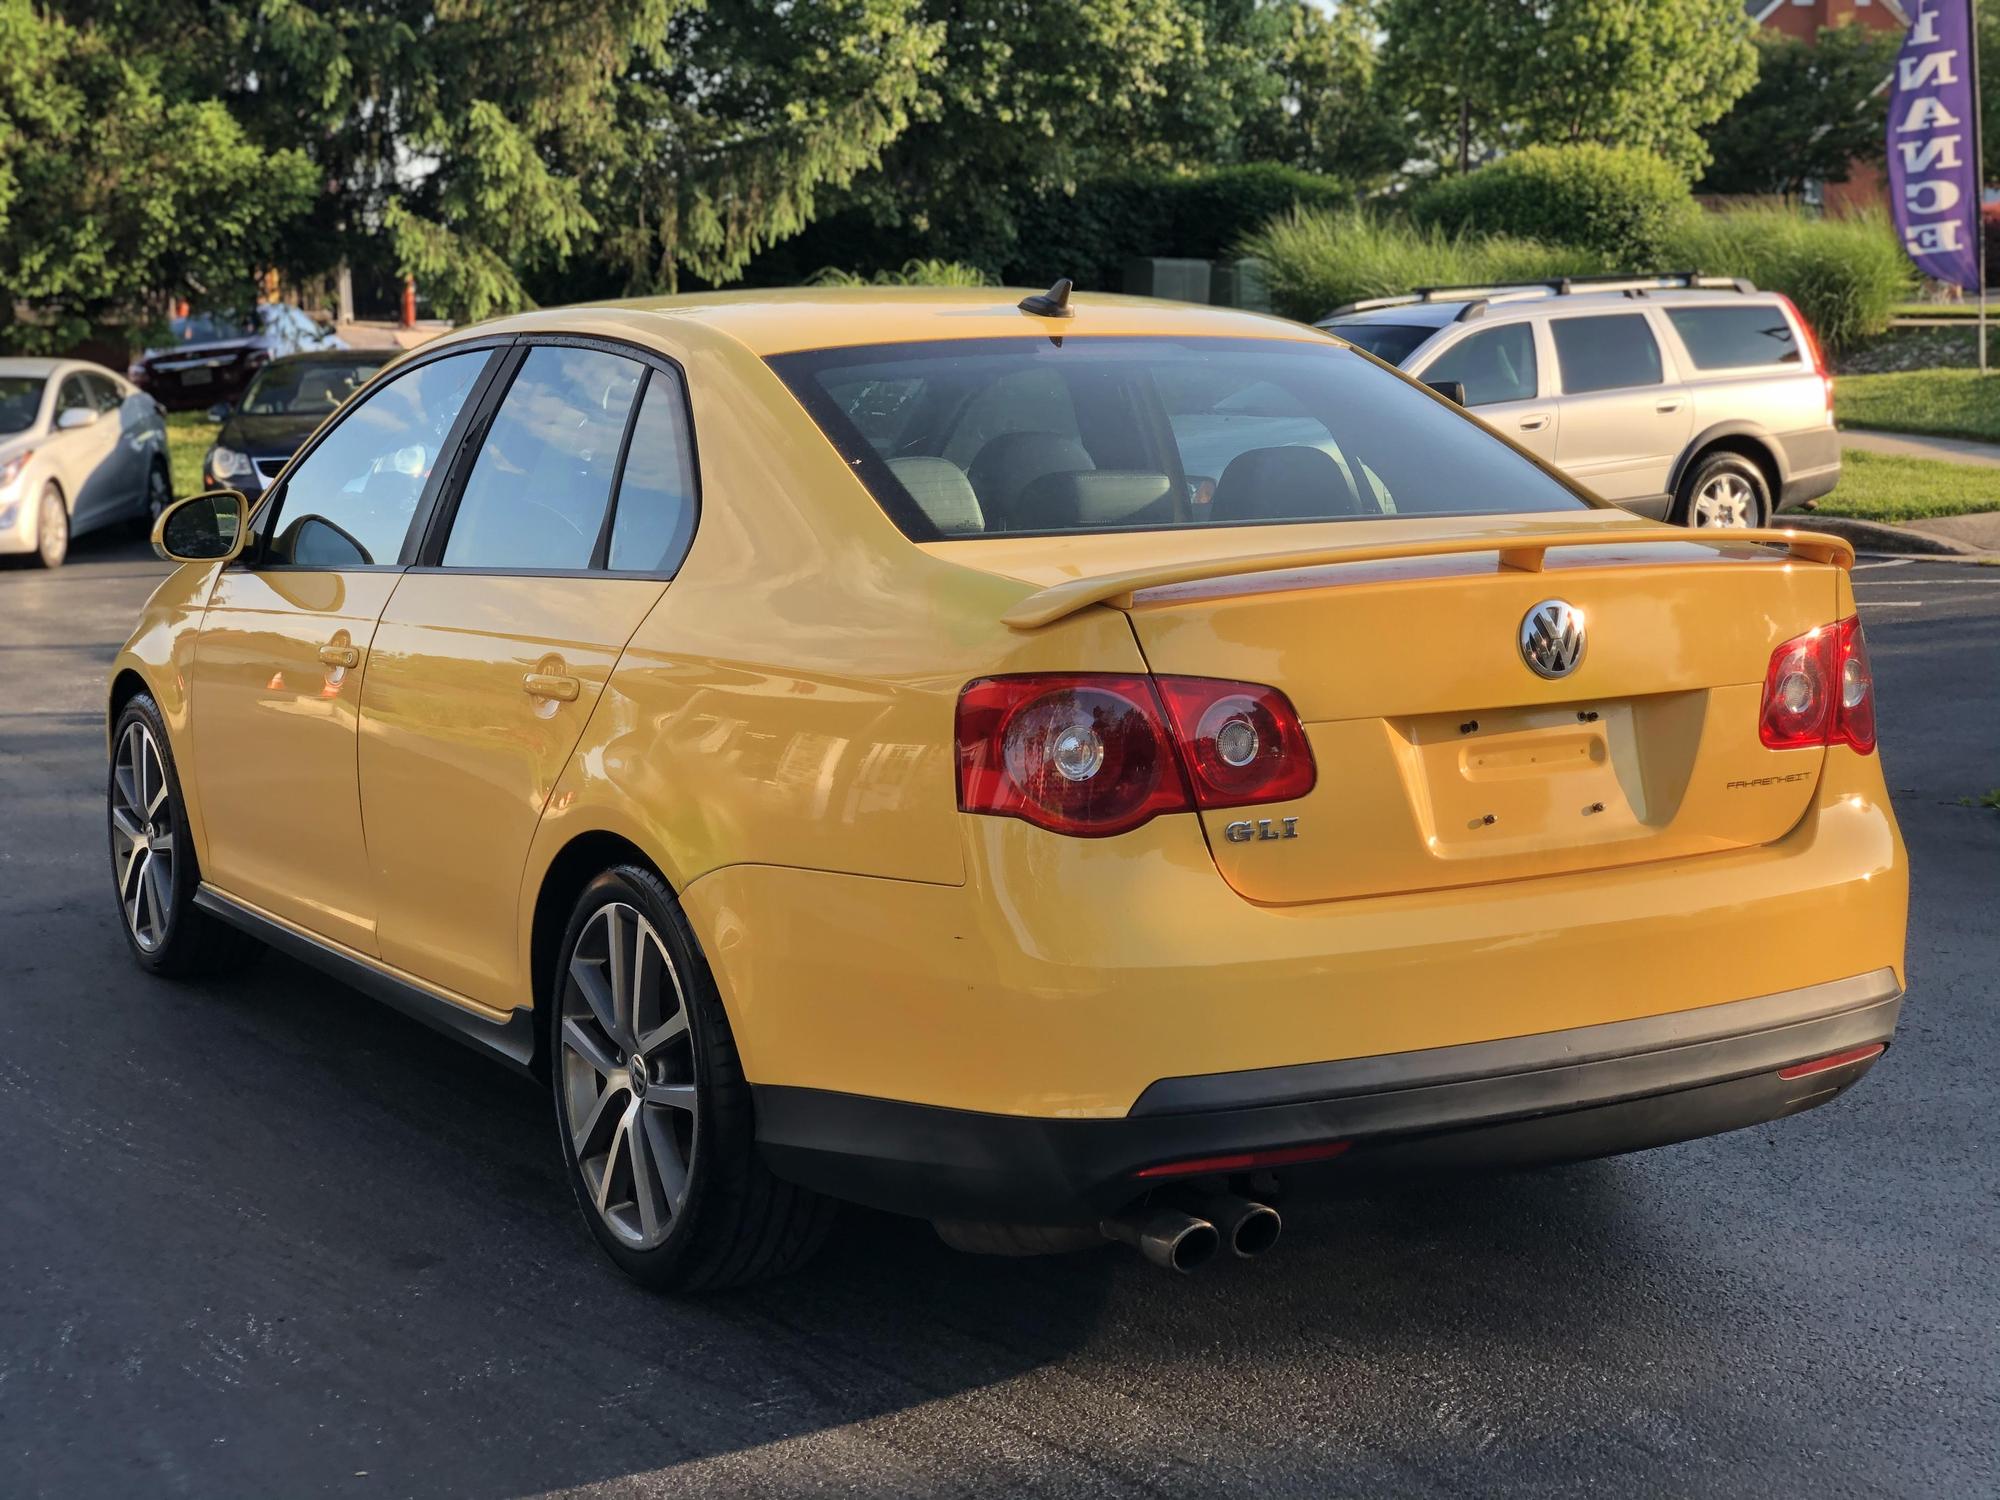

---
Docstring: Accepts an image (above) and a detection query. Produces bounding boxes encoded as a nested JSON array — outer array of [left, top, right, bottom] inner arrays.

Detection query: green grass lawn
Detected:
[[164, 411, 212, 497], [1837, 369, 2000, 442], [1812, 448, 2000, 520]]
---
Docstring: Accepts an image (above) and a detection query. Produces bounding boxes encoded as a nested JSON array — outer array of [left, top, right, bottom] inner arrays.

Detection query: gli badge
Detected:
[[1224, 817, 1299, 843]]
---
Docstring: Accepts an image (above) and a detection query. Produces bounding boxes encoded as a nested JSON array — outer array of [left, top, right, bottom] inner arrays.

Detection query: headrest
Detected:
[[1011, 471, 1175, 532], [885, 456, 985, 535], [1210, 445, 1363, 523], [967, 430, 1095, 523]]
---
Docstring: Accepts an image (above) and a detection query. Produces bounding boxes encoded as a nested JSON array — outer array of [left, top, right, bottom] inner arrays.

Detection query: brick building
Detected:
[[1746, 0, 1911, 212]]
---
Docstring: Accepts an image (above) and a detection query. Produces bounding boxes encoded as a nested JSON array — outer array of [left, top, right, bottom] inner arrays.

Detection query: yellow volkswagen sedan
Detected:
[[108, 287, 1907, 1288]]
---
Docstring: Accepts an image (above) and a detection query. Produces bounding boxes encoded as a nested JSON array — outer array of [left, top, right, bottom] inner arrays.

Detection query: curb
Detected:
[[1784, 514, 1995, 559]]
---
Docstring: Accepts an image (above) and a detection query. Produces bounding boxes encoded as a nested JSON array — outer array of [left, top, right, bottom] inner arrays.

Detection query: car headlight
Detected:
[[0, 450, 30, 491], [208, 446, 252, 480]]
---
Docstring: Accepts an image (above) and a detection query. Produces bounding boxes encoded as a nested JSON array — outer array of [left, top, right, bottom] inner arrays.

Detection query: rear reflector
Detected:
[[1134, 1140, 1352, 1180], [1777, 1042, 1885, 1081]]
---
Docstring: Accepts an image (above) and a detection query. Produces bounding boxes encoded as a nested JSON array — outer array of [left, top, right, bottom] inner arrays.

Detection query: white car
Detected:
[[0, 358, 172, 568]]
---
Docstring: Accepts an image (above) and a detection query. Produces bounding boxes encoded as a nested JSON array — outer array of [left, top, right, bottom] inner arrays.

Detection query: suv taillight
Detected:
[[956, 673, 1316, 836], [1777, 292, 1833, 419], [1759, 616, 1875, 755]]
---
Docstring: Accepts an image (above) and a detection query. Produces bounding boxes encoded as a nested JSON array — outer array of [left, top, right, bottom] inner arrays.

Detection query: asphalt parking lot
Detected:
[[3, 533, 1996, 1499]]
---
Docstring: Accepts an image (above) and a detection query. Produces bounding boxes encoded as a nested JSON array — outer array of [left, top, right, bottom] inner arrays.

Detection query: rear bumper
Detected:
[[1776, 427, 1840, 510], [755, 968, 1901, 1222]]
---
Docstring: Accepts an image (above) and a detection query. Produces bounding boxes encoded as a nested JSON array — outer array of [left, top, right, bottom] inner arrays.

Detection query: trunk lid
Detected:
[[934, 514, 1848, 905]]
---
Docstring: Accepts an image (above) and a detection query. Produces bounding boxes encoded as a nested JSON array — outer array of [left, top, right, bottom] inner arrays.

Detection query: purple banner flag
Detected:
[[1888, 0, 1982, 292]]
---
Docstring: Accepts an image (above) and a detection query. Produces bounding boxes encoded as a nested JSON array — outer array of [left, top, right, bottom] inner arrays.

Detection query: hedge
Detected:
[[1411, 144, 1698, 266]]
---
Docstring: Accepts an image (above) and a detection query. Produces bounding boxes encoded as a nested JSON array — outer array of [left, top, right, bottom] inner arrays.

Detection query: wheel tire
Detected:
[[34, 484, 68, 568], [1673, 451, 1769, 530], [108, 694, 262, 978], [549, 865, 834, 1291], [133, 460, 172, 538]]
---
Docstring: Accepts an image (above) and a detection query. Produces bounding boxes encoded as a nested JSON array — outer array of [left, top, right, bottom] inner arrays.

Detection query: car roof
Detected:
[[1323, 287, 1787, 329], [450, 287, 1333, 358], [260, 348, 395, 367], [0, 357, 75, 379]]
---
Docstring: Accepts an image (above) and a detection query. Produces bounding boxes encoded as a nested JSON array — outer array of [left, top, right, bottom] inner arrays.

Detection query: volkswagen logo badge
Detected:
[[1519, 599, 1586, 679]]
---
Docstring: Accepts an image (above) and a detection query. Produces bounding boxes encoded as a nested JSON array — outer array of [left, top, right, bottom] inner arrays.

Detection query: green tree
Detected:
[[0, 1, 316, 352], [1382, 0, 1759, 179], [69, 0, 942, 317], [1700, 26, 1901, 200], [1240, 1, 1407, 187]]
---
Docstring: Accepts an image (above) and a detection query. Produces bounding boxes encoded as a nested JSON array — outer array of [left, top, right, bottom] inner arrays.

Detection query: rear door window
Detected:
[[441, 346, 644, 571], [1420, 325, 1538, 406], [606, 371, 699, 574], [1550, 314, 1663, 395], [1666, 306, 1801, 370]]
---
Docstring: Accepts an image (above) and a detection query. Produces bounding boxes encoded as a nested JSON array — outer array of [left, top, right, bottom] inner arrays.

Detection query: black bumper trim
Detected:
[[1133, 968, 1899, 1115], [753, 971, 1901, 1223]]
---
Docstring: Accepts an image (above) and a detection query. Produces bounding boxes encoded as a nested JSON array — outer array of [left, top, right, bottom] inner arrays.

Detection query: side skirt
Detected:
[[193, 885, 537, 1073]]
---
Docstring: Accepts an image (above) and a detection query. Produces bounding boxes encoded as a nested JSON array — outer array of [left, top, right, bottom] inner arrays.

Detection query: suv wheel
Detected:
[[1676, 452, 1769, 530], [550, 865, 834, 1290]]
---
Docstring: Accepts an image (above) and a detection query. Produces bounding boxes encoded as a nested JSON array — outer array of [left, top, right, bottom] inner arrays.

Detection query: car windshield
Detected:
[[770, 336, 1587, 541], [170, 312, 256, 344], [1319, 322, 1439, 365], [238, 360, 387, 416], [0, 377, 44, 435]]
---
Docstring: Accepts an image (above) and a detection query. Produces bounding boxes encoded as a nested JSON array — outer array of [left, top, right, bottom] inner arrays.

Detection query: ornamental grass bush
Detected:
[[1661, 207, 1913, 353], [1409, 144, 1699, 266], [1237, 207, 1607, 322]]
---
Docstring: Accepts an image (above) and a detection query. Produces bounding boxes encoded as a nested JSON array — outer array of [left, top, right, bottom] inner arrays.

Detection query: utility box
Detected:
[[1123, 258, 1212, 304], [1212, 259, 1272, 313]]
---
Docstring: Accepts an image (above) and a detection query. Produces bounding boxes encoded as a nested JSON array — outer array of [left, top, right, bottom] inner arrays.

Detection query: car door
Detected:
[[358, 340, 698, 1010], [79, 372, 147, 519], [187, 345, 497, 953], [1409, 320, 1558, 464], [50, 374, 123, 530], [1547, 312, 1693, 516]]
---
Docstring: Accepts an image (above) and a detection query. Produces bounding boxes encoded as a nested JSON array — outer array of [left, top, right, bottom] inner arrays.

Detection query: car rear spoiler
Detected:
[[1000, 527, 1854, 629]]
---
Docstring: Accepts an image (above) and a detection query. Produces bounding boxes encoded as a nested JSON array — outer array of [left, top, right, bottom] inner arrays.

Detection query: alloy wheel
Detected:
[[38, 489, 68, 566], [110, 721, 175, 952], [559, 901, 698, 1249], [1690, 472, 1756, 528]]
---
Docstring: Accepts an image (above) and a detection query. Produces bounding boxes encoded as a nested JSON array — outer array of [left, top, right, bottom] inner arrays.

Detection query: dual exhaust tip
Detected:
[[1101, 1195, 1281, 1274]]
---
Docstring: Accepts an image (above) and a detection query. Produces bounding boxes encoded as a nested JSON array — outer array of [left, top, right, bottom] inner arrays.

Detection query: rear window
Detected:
[[1666, 305, 1801, 370], [1550, 315, 1662, 395], [770, 337, 1586, 541], [1320, 322, 1437, 365]]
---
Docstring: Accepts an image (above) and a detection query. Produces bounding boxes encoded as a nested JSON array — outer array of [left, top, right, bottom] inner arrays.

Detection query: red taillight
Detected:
[[1153, 676, 1317, 808], [955, 673, 1316, 837], [1758, 615, 1875, 755], [1777, 293, 1833, 417]]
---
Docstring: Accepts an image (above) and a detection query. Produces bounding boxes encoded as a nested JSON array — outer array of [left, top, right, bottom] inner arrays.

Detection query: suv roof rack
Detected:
[[1321, 272, 1758, 324]]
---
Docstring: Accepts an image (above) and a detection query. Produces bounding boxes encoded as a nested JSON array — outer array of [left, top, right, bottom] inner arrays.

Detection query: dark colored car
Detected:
[[130, 305, 347, 410], [202, 349, 397, 495]]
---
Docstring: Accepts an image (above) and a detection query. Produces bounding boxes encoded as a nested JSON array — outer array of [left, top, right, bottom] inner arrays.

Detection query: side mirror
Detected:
[[56, 406, 102, 431], [153, 490, 250, 565], [206, 401, 231, 424], [1424, 379, 1467, 406]]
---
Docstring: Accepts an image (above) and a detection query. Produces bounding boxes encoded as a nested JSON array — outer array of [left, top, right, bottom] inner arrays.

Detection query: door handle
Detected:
[[1517, 414, 1551, 432], [318, 643, 360, 669], [524, 672, 580, 703], [1656, 399, 1685, 414]]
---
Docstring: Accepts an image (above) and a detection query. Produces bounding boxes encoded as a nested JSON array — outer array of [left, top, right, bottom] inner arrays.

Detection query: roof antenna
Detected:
[[1018, 278, 1074, 319]]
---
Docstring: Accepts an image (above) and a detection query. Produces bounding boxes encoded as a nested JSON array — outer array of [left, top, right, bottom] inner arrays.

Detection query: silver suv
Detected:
[[1318, 275, 1838, 528]]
